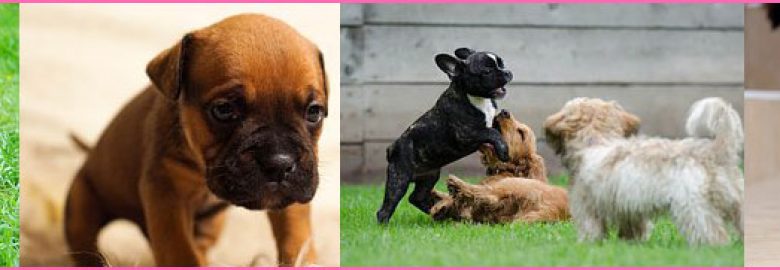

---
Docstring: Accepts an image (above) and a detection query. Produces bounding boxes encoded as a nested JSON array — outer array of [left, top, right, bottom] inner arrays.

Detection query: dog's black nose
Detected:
[[498, 109, 509, 118], [260, 153, 297, 181], [502, 70, 513, 83]]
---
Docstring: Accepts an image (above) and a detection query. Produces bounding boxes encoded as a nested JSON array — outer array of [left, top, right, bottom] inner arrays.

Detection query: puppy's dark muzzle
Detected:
[[257, 153, 297, 182]]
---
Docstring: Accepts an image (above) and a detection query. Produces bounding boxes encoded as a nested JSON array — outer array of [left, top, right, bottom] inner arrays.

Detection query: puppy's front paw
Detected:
[[446, 175, 466, 197]]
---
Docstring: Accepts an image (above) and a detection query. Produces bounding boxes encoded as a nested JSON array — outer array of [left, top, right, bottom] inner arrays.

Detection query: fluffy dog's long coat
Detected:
[[544, 97, 743, 245]]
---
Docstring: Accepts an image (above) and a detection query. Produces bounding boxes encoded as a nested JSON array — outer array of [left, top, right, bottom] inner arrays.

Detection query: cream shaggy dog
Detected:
[[544, 97, 743, 245]]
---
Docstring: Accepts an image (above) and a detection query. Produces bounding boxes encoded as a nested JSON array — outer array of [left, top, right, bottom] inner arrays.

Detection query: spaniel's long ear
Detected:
[[543, 113, 566, 154], [622, 112, 641, 136], [146, 33, 194, 100]]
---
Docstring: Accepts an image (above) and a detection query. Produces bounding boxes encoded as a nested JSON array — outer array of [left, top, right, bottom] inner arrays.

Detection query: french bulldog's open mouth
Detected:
[[490, 87, 507, 99]]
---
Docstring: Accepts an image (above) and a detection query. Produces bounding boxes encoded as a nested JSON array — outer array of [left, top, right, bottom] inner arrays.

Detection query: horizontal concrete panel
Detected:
[[340, 28, 362, 84], [340, 145, 365, 183], [364, 4, 743, 28], [341, 4, 364, 26], [357, 26, 743, 83], [346, 84, 743, 141], [340, 86, 364, 142]]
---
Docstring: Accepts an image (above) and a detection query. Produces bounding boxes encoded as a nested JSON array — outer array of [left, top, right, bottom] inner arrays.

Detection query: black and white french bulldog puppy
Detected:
[[377, 47, 513, 224]]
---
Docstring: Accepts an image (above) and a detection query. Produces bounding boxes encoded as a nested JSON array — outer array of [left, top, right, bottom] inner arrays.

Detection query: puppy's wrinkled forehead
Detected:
[[467, 52, 504, 69], [185, 14, 325, 105]]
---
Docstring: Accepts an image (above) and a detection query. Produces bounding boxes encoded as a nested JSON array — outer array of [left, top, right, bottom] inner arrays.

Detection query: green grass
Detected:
[[0, 3, 19, 267], [341, 176, 743, 266]]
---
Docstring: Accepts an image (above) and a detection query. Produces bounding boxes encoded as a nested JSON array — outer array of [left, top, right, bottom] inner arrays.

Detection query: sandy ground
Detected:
[[19, 4, 340, 266]]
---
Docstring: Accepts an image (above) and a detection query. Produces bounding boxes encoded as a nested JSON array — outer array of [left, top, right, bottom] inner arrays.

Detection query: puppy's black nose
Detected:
[[498, 109, 509, 118], [260, 154, 297, 181], [502, 70, 513, 83]]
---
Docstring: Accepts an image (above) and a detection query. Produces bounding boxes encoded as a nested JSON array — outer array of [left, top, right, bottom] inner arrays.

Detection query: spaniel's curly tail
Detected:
[[685, 97, 743, 160]]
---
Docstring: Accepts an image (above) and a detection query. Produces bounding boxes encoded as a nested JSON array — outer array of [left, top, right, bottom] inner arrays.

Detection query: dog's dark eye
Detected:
[[305, 103, 324, 124], [210, 98, 243, 122], [496, 58, 504, 68]]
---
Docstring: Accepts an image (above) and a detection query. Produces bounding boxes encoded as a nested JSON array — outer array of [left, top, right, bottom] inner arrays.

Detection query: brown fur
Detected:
[[430, 112, 569, 223], [64, 14, 325, 266], [479, 111, 547, 182]]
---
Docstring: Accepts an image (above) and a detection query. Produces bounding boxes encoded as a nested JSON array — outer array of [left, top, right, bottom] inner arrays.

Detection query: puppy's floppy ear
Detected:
[[454, 47, 475, 60], [621, 112, 640, 136], [543, 113, 566, 154], [147, 33, 193, 100], [435, 54, 463, 78], [317, 49, 329, 106]]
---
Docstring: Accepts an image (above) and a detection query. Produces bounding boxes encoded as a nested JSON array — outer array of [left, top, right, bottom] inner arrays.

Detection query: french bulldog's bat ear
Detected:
[[146, 33, 193, 100], [435, 54, 462, 77], [454, 47, 475, 60]]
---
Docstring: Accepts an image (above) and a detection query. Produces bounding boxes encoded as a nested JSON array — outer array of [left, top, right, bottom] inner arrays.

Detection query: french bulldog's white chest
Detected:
[[467, 95, 497, 128]]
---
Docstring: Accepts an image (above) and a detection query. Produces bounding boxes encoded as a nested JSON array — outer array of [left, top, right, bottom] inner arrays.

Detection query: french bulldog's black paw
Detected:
[[376, 211, 391, 224], [496, 146, 510, 162]]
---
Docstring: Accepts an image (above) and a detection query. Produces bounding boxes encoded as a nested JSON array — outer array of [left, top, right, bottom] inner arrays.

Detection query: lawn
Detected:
[[0, 3, 19, 267], [341, 176, 743, 266]]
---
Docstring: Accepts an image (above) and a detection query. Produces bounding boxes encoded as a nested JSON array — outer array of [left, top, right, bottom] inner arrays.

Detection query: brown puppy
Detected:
[[479, 110, 547, 183], [64, 14, 327, 266], [430, 111, 568, 223]]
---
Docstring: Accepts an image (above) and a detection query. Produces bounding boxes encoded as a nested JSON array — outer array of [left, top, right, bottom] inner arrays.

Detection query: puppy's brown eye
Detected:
[[210, 99, 242, 122], [305, 103, 324, 124]]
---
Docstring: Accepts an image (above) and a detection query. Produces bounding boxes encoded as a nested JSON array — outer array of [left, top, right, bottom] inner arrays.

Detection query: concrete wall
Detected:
[[342, 4, 744, 184]]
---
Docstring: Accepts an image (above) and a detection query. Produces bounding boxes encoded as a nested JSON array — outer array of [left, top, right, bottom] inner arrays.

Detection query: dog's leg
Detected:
[[269, 203, 317, 266], [447, 175, 494, 202], [733, 205, 743, 239], [409, 169, 440, 213], [193, 206, 228, 259], [377, 162, 411, 224], [571, 193, 606, 242], [479, 129, 510, 162], [618, 218, 653, 242], [140, 171, 204, 266], [65, 173, 110, 266], [671, 199, 729, 245]]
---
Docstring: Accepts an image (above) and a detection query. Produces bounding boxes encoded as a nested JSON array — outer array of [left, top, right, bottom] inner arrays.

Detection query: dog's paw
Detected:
[[376, 211, 391, 224], [496, 146, 510, 162], [446, 175, 465, 196]]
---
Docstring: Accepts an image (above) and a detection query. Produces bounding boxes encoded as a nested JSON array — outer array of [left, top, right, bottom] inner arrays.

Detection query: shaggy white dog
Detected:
[[544, 97, 743, 245]]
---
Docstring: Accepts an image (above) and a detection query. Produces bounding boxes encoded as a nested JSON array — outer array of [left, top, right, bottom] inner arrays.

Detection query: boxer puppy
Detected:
[[64, 14, 327, 266], [377, 48, 513, 224]]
